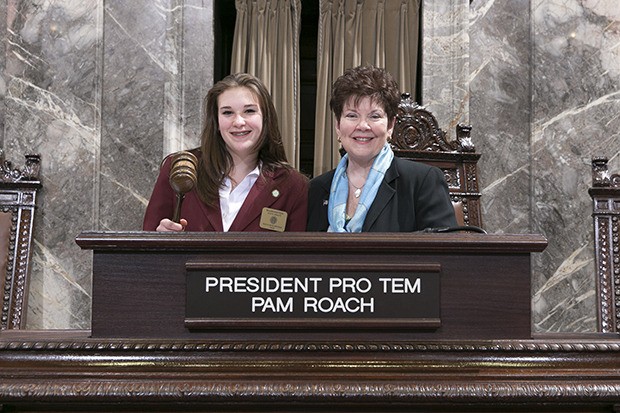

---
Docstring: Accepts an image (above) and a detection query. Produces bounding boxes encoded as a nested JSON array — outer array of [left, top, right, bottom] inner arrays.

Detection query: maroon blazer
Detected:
[[143, 152, 309, 232]]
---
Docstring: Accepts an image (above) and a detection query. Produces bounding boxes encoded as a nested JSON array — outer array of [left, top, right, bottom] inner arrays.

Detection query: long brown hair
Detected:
[[196, 73, 290, 206]]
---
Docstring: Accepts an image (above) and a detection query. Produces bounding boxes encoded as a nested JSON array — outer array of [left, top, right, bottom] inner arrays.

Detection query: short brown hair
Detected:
[[330, 65, 400, 122]]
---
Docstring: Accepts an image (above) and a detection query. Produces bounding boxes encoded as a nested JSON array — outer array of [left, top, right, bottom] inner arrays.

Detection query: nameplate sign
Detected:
[[184, 262, 441, 330]]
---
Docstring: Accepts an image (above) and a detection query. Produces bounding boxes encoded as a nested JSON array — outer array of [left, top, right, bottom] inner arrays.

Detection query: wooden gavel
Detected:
[[168, 151, 198, 223]]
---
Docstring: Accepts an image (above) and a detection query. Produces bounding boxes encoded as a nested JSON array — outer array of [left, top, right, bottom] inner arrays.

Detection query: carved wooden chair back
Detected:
[[589, 157, 620, 333], [0, 150, 41, 330], [390, 93, 483, 227]]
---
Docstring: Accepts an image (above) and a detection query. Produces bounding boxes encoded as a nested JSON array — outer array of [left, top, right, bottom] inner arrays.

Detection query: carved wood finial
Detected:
[[592, 157, 620, 188], [456, 124, 475, 152], [0, 149, 41, 183]]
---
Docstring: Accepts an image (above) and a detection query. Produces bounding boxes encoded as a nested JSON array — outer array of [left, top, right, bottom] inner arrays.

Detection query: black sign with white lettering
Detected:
[[185, 264, 441, 330]]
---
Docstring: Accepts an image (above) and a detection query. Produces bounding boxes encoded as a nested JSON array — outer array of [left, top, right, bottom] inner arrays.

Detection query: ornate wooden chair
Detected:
[[589, 157, 620, 333], [390, 93, 483, 228], [0, 150, 41, 330]]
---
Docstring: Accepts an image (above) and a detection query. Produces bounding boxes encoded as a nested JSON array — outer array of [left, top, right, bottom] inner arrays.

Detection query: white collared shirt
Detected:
[[219, 165, 260, 231]]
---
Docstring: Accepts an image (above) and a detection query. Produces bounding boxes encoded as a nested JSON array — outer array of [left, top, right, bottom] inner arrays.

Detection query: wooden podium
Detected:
[[78, 231, 546, 340], [4, 231, 620, 412]]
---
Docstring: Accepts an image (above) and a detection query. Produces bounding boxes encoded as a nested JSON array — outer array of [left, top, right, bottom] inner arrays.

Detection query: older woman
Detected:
[[307, 65, 456, 232], [144, 73, 308, 232]]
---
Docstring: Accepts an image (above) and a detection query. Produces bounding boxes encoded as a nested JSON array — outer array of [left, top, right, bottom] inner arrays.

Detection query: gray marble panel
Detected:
[[3, 0, 102, 328], [182, 0, 213, 151], [422, 0, 470, 129], [470, 0, 620, 333], [100, 0, 172, 231], [99, 0, 210, 232], [0, 2, 5, 147], [0, 0, 212, 329], [530, 0, 620, 332], [470, 0, 532, 237]]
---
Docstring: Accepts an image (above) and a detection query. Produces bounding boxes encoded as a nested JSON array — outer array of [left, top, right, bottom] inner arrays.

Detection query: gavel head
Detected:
[[169, 151, 198, 194]]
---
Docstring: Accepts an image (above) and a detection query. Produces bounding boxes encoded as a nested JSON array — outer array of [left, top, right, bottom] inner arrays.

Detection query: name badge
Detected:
[[259, 207, 288, 232]]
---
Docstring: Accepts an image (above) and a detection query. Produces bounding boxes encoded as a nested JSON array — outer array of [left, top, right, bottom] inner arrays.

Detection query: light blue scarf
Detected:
[[327, 143, 394, 232]]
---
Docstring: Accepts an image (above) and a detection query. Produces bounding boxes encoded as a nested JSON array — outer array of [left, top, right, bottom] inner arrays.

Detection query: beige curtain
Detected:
[[231, 0, 302, 167], [313, 0, 421, 175]]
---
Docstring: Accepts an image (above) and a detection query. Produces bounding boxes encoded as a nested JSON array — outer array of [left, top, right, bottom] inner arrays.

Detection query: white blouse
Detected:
[[218, 165, 260, 231]]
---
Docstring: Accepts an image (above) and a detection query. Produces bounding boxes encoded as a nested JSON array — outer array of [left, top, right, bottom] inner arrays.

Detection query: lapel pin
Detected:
[[272, 189, 280, 198]]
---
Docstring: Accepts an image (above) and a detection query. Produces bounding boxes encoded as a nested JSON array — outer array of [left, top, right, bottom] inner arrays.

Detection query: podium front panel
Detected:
[[80, 232, 546, 341]]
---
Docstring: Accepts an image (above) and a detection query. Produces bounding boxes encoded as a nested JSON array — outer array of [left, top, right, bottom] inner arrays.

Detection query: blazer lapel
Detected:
[[196, 195, 224, 232], [362, 162, 398, 231], [317, 170, 334, 203], [229, 170, 281, 231]]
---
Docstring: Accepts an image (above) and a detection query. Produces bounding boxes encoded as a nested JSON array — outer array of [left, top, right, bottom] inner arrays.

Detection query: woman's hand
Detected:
[[156, 218, 187, 232]]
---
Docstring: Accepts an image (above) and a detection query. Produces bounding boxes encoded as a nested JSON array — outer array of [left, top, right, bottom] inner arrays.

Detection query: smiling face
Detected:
[[336, 96, 394, 166], [217, 86, 263, 162]]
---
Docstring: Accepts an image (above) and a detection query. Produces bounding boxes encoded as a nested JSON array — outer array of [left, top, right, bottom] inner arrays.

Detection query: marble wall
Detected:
[[0, 0, 618, 332], [1, 0, 212, 328], [470, 0, 620, 332]]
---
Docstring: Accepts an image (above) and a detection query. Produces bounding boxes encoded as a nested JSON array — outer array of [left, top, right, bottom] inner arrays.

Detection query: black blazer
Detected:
[[307, 157, 457, 232]]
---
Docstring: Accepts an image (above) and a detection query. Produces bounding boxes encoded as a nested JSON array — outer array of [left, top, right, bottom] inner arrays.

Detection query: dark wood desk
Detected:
[[80, 231, 545, 340], [2, 232, 619, 412]]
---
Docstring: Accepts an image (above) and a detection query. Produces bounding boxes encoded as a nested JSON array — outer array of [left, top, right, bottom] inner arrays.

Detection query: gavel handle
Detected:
[[173, 192, 185, 223]]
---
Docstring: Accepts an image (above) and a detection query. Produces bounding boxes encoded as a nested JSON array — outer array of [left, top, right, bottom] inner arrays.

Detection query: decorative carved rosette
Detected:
[[392, 93, 458, 152]]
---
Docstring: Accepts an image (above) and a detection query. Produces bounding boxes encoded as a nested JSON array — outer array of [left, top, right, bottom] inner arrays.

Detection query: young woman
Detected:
[[144, 73, 308, 232]]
